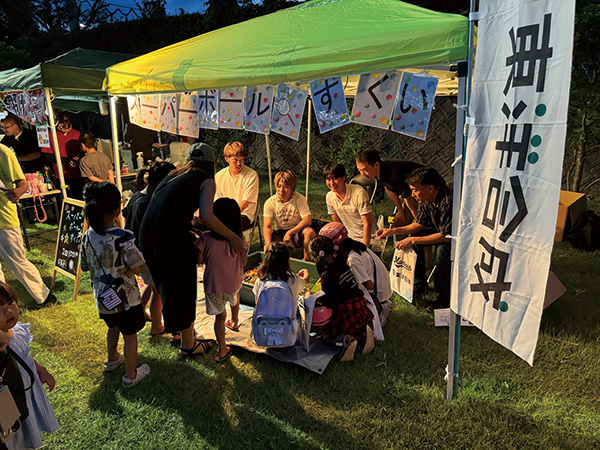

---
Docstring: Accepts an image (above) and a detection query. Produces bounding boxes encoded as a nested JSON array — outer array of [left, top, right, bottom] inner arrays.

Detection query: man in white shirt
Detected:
[[214, 142, 259, 230], [324, 162, 376, 248], [263, 170, 315, 260]]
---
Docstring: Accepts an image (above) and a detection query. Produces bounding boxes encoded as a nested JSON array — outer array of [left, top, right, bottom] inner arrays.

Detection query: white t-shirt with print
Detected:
[[263, 191, 311, 231], [215, 165, 259, 222], [326, 183, 376, 241], [80, 227, 145, 314]]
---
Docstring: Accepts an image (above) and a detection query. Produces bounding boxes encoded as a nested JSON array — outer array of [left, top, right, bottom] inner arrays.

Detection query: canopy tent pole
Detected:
[[109, 96, 122, 191], [305, 98, 312, 200], [265, 134, 273, 197], [447, 0, 477, 402], [44, 89, 67, 199]]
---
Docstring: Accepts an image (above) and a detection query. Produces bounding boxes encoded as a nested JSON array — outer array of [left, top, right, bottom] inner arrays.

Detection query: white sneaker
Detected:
[[122, 364, 150, 388]]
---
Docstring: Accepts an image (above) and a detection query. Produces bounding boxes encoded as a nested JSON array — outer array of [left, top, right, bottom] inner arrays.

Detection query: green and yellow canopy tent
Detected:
[[104, 0, 470, 196], [0, 48, 135, 195]]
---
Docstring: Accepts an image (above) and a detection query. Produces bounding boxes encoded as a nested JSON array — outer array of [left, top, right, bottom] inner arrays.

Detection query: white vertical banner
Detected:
[[452, 0, 575, 365]]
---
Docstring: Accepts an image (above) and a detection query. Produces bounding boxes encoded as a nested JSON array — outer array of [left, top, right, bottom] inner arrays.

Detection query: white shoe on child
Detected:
[[122, 364, 150, 388], [103, 353, 125, 372]]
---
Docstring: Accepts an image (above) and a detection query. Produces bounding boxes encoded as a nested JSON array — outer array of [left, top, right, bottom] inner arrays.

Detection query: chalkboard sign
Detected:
[[53, 198, 85, 280]]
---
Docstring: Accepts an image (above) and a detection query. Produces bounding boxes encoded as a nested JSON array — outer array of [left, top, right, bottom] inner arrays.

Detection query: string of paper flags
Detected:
[[127, 70, 439, 142]]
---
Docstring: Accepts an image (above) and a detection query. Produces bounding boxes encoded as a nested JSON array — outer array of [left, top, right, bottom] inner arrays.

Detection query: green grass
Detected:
[[4, 177, 600, 449]]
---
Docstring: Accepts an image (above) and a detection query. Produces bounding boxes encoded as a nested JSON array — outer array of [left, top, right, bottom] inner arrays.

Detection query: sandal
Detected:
[[122, 364, 150, 388], [179, 339, 215, 360], [361, 326, 374, 355], [225, 320, 240, 332], [170, 332, 182, 347], [215, 346, 233, 362], [340, 337, 357, 362], [103, 353, 125, 372]]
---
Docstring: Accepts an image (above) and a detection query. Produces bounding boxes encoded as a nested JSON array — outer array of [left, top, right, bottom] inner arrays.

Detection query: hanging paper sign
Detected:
[[351, 71, 401, 129], [139, 94, 160, 131], [160, 94, 179, 133], [310, 78, 350, 134], [245, 85, 274, 135], [391, 72, 438, 140], [36, 125, 50, 148], [270, 84, 307, 140], [127, 95, 142, 126], [1, 90, 47, 126], [198, 89, 220, 129], [219, 87, 244, 129], [177, 92, 199, 138]]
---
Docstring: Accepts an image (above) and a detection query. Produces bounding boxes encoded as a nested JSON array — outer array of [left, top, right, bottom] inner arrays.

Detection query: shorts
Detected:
[[272, 220, 318, 248], [100, 304, 146, 335], [205, 291, 240, 315]]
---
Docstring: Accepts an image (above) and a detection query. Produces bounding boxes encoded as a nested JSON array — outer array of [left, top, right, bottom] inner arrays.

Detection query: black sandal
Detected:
[[178, 339, 215, 360], [170, 332, 182, 347]]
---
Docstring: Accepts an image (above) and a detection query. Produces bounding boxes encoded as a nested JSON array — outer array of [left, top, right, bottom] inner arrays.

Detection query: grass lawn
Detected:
[[4, 175, 600, 449]]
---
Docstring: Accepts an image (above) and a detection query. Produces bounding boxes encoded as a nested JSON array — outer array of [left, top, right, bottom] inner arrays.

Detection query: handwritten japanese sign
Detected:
[[310, 78, 350, 134], [160, 94, 179, 133], [127, 95, 142, 126], [453, 0, 575, 365], [391, 72, 438, 140], [139, 94, 160, 131], [270, 84, 307, 140], [245, 85, 274, 135], [219, 87, 244, 130], [198, 89, 219, 130], [177, 92, 199, 138], [351, 71, 400, 129]]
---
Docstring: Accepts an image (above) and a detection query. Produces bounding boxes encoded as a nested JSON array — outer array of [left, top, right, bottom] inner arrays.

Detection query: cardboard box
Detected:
[[555, 190, 587, 241]]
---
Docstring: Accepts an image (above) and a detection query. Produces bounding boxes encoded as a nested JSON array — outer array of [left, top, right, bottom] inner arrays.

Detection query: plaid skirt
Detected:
[[326, 295, 374, 340]]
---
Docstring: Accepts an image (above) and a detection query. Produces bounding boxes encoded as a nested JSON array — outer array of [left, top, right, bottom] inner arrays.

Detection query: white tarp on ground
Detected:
[[452, 0, 575, 364]]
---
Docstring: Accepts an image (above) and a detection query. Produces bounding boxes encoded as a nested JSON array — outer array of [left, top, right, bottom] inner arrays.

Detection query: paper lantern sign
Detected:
[[310, 78, 350, 134], [127, 96, 142, 126], [270, 84, 307, 141], [198, 89, 220, 130], [245, 85, 274, 135], [177, 92, 199, 138], [219, 87, 244, 130], [351, 71, 400, 129], [160, 94, 179, 133], [139, 95, 160, 131], [391, 73, 439, 140]]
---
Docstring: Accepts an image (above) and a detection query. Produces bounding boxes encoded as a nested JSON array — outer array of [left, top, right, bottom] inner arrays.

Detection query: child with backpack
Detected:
[[309, 235, 374, 362], [80, 181, 150, 387], [0, 281, 59, 449], [195, 198, 248, 362]]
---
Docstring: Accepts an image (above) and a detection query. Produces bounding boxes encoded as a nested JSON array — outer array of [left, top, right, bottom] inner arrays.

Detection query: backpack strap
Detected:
[[6, 347, 35, 391]]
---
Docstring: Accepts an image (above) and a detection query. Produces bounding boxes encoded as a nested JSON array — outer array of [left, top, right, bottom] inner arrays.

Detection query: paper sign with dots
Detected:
[[270, 83, 307, 141], [391, 72, 439, 141], [309, 77, 350, 134], [351, 71, 400, 130], [139, 94, 160, 131], [160, 94, 179, 133], [198, 89, 220, 130], [219, 87, 245, 130], [244, 85, 274, 135], [177, 92, 199, 138], [127, 95, 142, 127]]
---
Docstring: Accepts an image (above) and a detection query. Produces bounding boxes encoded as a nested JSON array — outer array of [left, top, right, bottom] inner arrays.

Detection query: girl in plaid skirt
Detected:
[[309, 236, 374, 362]]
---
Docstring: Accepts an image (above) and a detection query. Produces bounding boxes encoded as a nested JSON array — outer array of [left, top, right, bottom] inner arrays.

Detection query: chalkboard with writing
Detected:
[[54, 198, 85, 279]]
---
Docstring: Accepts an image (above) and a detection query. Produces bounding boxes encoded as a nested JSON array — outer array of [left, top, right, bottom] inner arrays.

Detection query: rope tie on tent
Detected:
[[453, 103, 467, 111], [469, 11, 487, 21], [451, 155, 463, 167], [464, 116, 475, 136]]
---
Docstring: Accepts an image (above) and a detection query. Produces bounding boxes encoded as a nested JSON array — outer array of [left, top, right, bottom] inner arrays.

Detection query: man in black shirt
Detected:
[[1, 115, 44, 173], [355, 149, 423, 226], [376, 167, 452, 307]]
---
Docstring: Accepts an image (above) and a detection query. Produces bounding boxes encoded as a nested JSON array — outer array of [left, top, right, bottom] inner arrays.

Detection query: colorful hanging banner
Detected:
[[1, 90, 48, 126], [160, 94, 179, 134], [198, 89, 219, 130], [138, 94, 160, 131], [177, 92, 199, 138], [270, 84, 307, 140], [310, 78, 350, 134], [351, 71, 400, 129], [127, 95, 142, 126], [453, 0, 575, 365], [391, 72, 438, 140], [245, 85, 274, 135], [219, 87, 245, 129]]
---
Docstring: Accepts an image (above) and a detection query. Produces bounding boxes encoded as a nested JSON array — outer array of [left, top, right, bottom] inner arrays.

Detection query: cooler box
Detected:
[[240, 251, 319, 306], [555, 190, 587, 241]]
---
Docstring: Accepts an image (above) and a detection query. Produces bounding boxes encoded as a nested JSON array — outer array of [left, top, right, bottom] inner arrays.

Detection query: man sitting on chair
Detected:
[[214, 142, 259, 231]]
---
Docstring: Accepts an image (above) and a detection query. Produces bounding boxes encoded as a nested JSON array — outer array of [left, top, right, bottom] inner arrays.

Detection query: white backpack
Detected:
[[252, 280, 299, 348]]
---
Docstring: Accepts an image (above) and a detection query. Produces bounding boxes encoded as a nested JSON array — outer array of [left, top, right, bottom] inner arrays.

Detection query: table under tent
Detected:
[[0, 48, 136, 197], [103, 0, 471, 373]]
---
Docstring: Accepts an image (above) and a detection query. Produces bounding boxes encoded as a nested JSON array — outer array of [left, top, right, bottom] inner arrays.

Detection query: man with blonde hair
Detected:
[[263, 170, 315, 260], [215, 141, 259, 230]]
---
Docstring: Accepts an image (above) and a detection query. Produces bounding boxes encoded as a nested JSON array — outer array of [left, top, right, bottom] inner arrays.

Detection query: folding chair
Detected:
[[245, 203, 264, 255]]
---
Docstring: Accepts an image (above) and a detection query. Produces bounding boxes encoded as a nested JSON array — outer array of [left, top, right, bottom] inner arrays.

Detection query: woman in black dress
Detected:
[[139, 143, 244, 358]]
